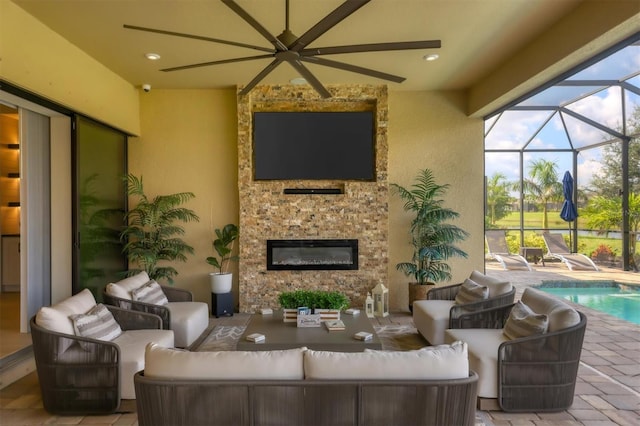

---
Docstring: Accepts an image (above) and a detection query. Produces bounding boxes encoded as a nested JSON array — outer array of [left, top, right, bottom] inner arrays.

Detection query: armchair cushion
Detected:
[[445, 328, 508, 398], [106, 271, 150, 300], [70, 303, 122, 347], [521, 287, 580, 332], [165, 301, 210, 348], [131, 280, 168, 305], [413, 299, 455, 345], [469, 270, 512, 297], [454, 279, 489, 305], [113, 330, 175, 399], [503, 301, 548, 339]]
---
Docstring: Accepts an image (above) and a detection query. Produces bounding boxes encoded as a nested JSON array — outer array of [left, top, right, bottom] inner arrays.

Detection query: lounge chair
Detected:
[[542, 232, 599, 271], [485, 230, 532, 271]]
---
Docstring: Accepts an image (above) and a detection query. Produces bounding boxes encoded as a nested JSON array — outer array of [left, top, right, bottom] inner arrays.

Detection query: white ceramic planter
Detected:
[[210, 272, 232, 294]]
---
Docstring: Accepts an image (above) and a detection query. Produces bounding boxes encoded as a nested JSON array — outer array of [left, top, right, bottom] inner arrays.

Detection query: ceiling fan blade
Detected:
[[300, 40, 441, 56], [221, 0, 287, 51], [239, 58, 284, 96], [123, 24, 273, 53], [299, 56, 405, 83], [161, 54, 274, 72], [289, 0, 370, 52], [286, 60, 332, 98]]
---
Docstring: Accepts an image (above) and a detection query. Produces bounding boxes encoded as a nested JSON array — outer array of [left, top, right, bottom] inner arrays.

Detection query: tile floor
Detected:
[[1, 261, 639, 425]]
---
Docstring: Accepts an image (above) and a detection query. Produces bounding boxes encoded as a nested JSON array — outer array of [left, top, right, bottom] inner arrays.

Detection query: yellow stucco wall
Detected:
[[388, 91, 484, 310], [0, 1, 140, 135], [129, 89, 240, 305]]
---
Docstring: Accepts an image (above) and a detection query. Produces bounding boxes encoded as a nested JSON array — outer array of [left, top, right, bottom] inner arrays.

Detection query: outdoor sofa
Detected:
[[135, 341, 478, 426]]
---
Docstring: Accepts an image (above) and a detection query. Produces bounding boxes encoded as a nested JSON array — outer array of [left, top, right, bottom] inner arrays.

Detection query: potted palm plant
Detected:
[[391, 168, 469, 311], [206, 223, 239, 294], [120, 174, 199, 284]]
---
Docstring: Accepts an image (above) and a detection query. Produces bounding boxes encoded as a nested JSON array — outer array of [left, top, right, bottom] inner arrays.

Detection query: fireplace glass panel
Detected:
[[267, 239, 358, 270]]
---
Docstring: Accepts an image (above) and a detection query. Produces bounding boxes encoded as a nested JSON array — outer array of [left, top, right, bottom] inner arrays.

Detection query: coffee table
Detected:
[[237, 310, 382, 352]]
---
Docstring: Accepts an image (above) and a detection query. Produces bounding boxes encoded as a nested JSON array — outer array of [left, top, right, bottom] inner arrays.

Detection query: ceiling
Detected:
[[13, 0, 586, 93]]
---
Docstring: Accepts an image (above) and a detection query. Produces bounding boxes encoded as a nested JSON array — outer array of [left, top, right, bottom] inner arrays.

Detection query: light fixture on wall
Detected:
[[423, 54, 439, 61], [145, 52, 161, 61]]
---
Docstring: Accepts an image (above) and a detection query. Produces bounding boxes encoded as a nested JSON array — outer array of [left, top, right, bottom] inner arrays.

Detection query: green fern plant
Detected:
[[120, 174, 200, 284], [391, 168, 469, 284]]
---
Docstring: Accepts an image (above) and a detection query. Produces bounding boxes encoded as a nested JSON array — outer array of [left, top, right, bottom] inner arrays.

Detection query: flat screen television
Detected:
[[253, 111, 375, 181]]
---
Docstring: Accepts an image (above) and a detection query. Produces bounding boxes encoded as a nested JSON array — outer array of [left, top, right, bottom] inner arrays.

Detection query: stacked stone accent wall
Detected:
[[237, 85, 388, 312]]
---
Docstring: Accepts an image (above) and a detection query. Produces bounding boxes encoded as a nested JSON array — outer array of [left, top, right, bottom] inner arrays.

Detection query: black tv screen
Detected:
[[253, 111, 375, 181]]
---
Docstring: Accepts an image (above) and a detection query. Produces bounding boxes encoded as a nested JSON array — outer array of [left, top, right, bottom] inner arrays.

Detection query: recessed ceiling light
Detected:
[[290, 77, 307, 85], [145, 53, 161, 61], [423, 54, 439, 61]]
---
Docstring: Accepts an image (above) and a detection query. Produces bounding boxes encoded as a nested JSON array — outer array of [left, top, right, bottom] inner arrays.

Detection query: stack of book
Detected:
[[324, 320, 346, 331], [245, 333, 265, 343]]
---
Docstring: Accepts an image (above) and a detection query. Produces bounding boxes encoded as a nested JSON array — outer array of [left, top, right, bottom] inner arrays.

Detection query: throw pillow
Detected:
[[503, 300, 549, 339], [70, 303, 122, 349], [131, 280, 169, 305], [454, 278, 489, 305]]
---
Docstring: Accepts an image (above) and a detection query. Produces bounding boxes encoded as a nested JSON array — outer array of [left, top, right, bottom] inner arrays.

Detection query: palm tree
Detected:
[[120, 174, 200, 283], [522, 159, 562, 229], [485, 172, 511, 225]]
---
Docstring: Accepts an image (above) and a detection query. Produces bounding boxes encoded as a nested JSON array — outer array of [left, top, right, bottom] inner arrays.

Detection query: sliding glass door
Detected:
[[73, 116, 127, 300]]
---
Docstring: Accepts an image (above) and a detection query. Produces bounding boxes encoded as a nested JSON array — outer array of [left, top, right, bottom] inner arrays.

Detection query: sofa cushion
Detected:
[[131, 280, 169, 305], [70, 303, 122, 348], [469, 270, 512, 297], [522, 287, 580, 332], [165, 301, 209, 348], [35, 288, 97, 335], [304, 341, 468, 380], [412, 299, 455, 345], [144, 344, 307, 380], [454, 278, 489, 305], [445, 328, 508, 398], [503, 301, 548, 339], [105, 271, 150, 300], [113, 330, 174, 399]]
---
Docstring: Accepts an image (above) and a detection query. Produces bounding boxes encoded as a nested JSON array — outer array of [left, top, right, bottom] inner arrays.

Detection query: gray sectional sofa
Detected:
[[134, 342, 479, 426]]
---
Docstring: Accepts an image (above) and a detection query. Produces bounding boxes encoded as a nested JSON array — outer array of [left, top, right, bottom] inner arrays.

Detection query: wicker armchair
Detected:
[[103, 285, 193, 329], [30, 306, 167, 415], [447, 300, 587, 412], [426, 282, 516, 329], [103, 284, 209, 348], [413, 272, 516, 345]]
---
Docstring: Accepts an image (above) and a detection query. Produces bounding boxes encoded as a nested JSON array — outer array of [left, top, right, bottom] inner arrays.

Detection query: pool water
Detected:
[[536, 282, 640, 325]]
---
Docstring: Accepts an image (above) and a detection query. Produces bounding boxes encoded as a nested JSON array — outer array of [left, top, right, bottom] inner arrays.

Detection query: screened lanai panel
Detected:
[[532, 113, 572, 150], [563, 114, 618, 149], [484, 110, 552, 150], [568, 43, 640, 81], [520, 86, 606, 107], [484, 152, 520, 228], [626, 90, 640, 132]]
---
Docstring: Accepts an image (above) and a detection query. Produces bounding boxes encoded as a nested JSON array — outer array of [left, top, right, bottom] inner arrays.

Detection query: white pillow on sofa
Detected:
[[305, 341, 469, 380], [144, 343, 306, 380], [35, 288, 97, 335], [105, 271, 150, 300], [469, 270, 512, 297], [454, 278, 489, 305]]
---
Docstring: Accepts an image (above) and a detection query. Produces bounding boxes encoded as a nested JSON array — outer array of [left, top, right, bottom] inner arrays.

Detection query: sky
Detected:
[[484, 43, 640, 191]]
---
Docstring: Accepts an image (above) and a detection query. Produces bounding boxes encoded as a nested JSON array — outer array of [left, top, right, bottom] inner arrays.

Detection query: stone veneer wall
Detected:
[[237, 84, 388, 312]]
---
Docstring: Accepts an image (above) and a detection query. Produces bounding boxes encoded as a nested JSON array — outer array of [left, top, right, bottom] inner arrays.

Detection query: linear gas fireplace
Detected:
[[267, 239, 358, 271]]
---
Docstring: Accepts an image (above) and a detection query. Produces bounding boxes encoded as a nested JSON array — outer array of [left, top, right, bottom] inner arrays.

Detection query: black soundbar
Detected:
[[283, 188, 343, 195]]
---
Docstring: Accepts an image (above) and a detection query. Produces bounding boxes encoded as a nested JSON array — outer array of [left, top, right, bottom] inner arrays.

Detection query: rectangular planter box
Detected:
[[282, 308, 340, 322]]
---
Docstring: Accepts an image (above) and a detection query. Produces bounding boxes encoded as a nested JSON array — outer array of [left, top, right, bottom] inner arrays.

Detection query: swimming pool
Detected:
[[535, 281, 640, 325]]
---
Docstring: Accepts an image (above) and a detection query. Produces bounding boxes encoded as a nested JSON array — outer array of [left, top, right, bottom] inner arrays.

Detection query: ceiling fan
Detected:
[[124, 0, 441, 98]]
